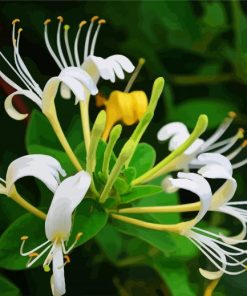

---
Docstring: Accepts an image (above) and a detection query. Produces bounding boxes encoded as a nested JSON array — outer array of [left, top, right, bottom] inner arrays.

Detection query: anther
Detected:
[[57, 16, 64, 22], [20, 235, 29, 241], [64, 24, 70, 31], [44, 19, 51, 25], [241, 140, 247, 147], [12, 19, 20, 25], [28, 252, 39, 258], [64, 255, 71, 264], [91, 16, 99, 22], [79, 20, 87, 28], [228, 111, 237, 119], [238, 128, 245, 138], [43, 265, 51, 272], [76, 232, 83, 240], [18, 28, 23, 34], [98, 19, 106, 25], [139, 57, 146, 65]]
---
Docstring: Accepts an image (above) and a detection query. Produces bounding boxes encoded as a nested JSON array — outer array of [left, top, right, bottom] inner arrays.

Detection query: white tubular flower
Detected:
[[166, 172, 247, 280], [20, 171, 91, 296], [0, 154, 66, 196], [157, 112, 246, 172], [43, 16, 134, 99], [198, 153, 247, 245], [0, 19, 98, 121]]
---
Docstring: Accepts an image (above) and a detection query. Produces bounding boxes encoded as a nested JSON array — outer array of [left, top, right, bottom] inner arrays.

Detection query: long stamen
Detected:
[[57, 255, 71, 269], [202, 112, 236, 151], [56, 16, 68, 68], [124, 58, 145, 93], [27, 244, 53, 268], [63, 25, 74, 66], [232, 158, 247, 169], [20, 236, 51, 256], [90, 19, 106, 56], [84, 16, 99, 60], [44, 19, 64, 70], [43, 240, 58, 271], [62, 232, 83, 254], [227, 140, 247, 160], [74, 20, 87, 66]]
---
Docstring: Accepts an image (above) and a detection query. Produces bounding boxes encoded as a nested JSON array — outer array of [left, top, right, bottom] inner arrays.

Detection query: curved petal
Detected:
[[4, 90, 42, 120], [219, 206, 247, 245], [157, 122, 188, 142], [45, 171, 91, 241], [59, 67, 98, 95], [109, 55, 135, 73], [105, 57, 125, 79], [161, 175, 179, 193], [51, 244, 66, 296], [5, 155, 65, 195], [197, 153, 233, 175], [60, 83, 71, 99]]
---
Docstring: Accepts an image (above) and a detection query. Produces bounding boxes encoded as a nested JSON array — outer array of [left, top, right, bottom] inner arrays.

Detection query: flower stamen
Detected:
[[84, 16, 99, 60], [62, 232, 83, 254], [74, 20, 87, 66], [90, 19, 106, 56], [63, 24, 75, 66], [56, 16, 68, 68]]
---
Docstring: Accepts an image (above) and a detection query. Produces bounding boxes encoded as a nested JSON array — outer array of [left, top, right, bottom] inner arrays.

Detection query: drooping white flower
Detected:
[[157, 112, 246, 173], [0, 19, 98, 120], [44, 16, 135, 99], [0, 154, 66, 196], [20, 171, 91, 296], [165, 172, 247, 280]]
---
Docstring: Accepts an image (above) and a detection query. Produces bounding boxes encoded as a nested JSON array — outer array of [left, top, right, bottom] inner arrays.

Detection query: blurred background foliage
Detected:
[[0, 0, 247, 295]]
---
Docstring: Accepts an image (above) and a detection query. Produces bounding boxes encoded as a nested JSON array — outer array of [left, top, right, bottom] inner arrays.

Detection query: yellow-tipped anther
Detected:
[[228, 111, 237, 119], [57, 16, 64, 22], [44, 19, 51, 25], [43, 265, 50, 272], [79, 20, 87, 28], [241, 139, 247, 147], [64, 255, 71, 264], [98, 19, 106, 25], [29, 252, 39, 258], [64, 24, 70, 30], [76, 232, 83, 240], [238, 128, 245, 138], [20, 235, 29, 241], [139, 58, 146, 65], [12, 19, 20, 25], [91, 16, 99, 22], [18, 28, 23, 34]]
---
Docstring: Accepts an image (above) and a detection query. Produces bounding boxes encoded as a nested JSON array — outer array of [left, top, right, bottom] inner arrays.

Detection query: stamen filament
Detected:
[[84, 16, 99, 60], [102, 124, 122, 177], [124, 58, 145, 93], [27, 243, 53, 268], [56, 16, 68, 68], [20, 238, 51, 256], [62, 232, 83, 254], [227, 140, 246, 160], [90, 19, 106, 56], [74, 21, 87, 66], [232, 159, 247, 169], [132, 114, 208, 185], [64, 25, 75, 66]]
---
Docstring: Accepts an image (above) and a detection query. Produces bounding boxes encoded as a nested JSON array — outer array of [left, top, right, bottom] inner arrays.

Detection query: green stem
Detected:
[[131, 114, 208, 185], [171, 73, 234, 85], [80, 98, 91, 155], [231, 0, 242, 56], [102, 124, 122, 177]]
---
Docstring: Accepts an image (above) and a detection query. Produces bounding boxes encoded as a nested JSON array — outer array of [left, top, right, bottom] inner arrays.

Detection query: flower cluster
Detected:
[[0, 15, 247, 296]]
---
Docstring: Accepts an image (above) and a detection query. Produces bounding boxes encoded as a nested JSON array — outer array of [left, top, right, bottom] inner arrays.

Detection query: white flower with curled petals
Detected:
[[166, 172, 247, 280], [0, 154, 66, 196], [0, 19, 98, 121], [20, 171, 91, 296], [157, 112, 246, 173], [44, 16, 134, 99]]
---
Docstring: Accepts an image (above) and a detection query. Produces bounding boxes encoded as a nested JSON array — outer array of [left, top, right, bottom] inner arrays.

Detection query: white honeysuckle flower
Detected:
[[157, 112, 246, 172], [0, 154, 66, 196], [197, 153, 247, 245], [44, 16, 135, 99], [166, 172, 247, 280], [20, 171, 91, 296], [0, 19, 98, 120]]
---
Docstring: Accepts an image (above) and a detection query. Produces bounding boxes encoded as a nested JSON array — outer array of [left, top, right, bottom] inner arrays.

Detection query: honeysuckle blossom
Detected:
[[165, 172, 247, 280], [0, 19, 98, 120], [0, 154, 65, 196], [157, 112, 246, 173], [44, 16, 135, 99], [20, 171, 91, 296]]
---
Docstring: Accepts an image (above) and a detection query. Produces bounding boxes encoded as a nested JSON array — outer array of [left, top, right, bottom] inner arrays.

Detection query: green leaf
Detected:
[[113, 177, 130, 195], [120, 185, 163, 204], [152, 258, 196, 296], [123, 167, 136, 183], [170, 99, 237, 129], [113, 216, 175, 256], [0, 199, 107, 270], [129, 143, 156, 177], [202, 2, 227, 29], [0, 275, 21, 296]]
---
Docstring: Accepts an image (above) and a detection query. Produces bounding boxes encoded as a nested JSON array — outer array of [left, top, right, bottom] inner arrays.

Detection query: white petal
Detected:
[[157, 122, 188, 142], [109, 55, 135, 73], [161, 175, 179, 193], [105, 57, 125, 79], [51, 244, 65, 296], [4, 90, 42, 120], [45, 171, 91, 241], [197, 153, 233, 175], [211, 179, 237, 209], [5, 155, 65, 195], [60, 83, 71, 99], [59, 67, 98, 95]]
